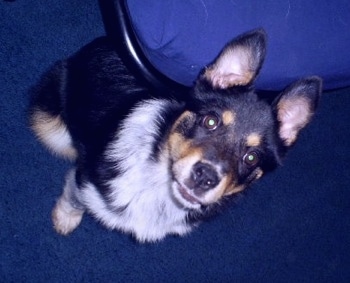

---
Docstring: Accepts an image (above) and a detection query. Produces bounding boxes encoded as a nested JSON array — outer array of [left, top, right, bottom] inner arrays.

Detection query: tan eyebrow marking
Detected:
[[222, 110, 236, 126], [246, 132, 262, 147]]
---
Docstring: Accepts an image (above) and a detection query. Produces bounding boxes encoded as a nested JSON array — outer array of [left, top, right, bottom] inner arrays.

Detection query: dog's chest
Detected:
[[102, 160, 191, 242], [99, 99, 192, 241]]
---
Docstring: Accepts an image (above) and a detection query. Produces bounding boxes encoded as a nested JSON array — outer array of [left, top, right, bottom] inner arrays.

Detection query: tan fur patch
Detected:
[[255, 168, 264, 180], [30, 110, 77, 160], [224, 184, 246, 196], [171, 111, 195, 133], [222, 110, 236, 126], [204, 175, 231, 203], [167, 111, 197, 158], [223, 168, 263, 197], [207, 174, 244, 200], [168, 132, 191, 159], [246, 132, 262, 147], [167, 131, 204, 165]]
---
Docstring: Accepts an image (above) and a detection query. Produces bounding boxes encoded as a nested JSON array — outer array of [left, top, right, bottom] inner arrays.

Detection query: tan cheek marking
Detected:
[[167, 111, 198, 159], [255, 168, 264, 180], [171, 111, 195, 132], [222, 110, 236, 126], [205, 175, 231, 203], [205, 174, 245, 201], [168, 132, 189, 159], [168, 132, 203, 161], [224, 168, 264, 196], [246, 132, 262, 147], [224, 184, 246, 196]]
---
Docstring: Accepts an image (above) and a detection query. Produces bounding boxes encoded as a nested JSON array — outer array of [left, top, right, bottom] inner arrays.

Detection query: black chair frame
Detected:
[[98, 0, 188, 94]]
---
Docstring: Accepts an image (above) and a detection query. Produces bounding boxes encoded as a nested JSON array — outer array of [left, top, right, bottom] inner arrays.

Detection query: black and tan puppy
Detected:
[[29, 29, 322, 242]]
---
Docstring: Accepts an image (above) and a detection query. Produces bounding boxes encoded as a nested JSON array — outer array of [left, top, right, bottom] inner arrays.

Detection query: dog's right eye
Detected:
[[202, 114, 220, 130], [243, 151, 260, 167]]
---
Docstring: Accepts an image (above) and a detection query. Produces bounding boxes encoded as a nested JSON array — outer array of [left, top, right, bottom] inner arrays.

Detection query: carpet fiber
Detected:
[[1, 1, 349, 282]]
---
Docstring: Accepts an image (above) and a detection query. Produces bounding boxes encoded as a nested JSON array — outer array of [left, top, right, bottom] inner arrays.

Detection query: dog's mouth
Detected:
[[178, 186, 201, 204], [173, 181, 202, 209]]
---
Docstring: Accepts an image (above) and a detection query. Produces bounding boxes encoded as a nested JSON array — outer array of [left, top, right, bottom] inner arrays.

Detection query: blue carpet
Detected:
[[1, 1, 349, 282]]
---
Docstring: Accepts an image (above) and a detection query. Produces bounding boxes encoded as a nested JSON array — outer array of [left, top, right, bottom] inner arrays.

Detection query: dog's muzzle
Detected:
[[172, 158, 224, 209], [186, 162, 219, 192]]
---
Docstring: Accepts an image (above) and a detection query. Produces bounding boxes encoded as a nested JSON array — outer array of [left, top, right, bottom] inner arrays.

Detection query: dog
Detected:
[[29, 29, 322, 242]]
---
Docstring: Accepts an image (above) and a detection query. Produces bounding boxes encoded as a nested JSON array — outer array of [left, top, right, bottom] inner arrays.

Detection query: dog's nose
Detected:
[[191, 162, 219, 191]]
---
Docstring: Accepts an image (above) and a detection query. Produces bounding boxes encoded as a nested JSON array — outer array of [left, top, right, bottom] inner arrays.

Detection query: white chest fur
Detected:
[[80, 99, 192, 242]]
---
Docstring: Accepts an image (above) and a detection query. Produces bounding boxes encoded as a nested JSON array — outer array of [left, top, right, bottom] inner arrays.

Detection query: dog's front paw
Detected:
[[52, 197, 84, 235]]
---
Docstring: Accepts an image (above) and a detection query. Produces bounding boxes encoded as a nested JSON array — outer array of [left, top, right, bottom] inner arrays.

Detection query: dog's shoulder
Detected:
[[88, 98, 184, 191]]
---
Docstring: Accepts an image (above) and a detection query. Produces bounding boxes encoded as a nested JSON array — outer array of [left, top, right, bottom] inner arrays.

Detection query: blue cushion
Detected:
[[127, 0, 350, 90]]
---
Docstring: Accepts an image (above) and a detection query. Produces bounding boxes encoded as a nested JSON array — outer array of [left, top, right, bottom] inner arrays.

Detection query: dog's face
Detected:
[[167, 29, 322, 210]]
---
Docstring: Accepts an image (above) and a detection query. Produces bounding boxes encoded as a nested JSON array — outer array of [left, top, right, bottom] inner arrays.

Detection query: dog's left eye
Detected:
[[202, 114, 220, 130], [243, 151, 260, 167]]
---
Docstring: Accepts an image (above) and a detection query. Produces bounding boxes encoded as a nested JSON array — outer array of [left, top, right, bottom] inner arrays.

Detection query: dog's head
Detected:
[[167, 29, 322, 210]]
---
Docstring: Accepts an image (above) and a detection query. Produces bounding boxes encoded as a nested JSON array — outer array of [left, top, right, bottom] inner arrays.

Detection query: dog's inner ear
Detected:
[[275, 77, 322, 147], [202, 29, 266, 89]]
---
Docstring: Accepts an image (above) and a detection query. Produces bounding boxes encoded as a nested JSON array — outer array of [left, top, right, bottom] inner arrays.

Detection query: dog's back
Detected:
[[29, 38, 152, 160]]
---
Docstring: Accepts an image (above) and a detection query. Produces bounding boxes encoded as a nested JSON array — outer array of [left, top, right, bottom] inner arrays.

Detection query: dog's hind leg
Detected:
[[52, 169, 85, 235]]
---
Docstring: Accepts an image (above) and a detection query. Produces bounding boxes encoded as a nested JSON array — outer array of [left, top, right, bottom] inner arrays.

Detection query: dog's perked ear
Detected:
[[201, 29, 267, 89], [274, 76, 322, 147]]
